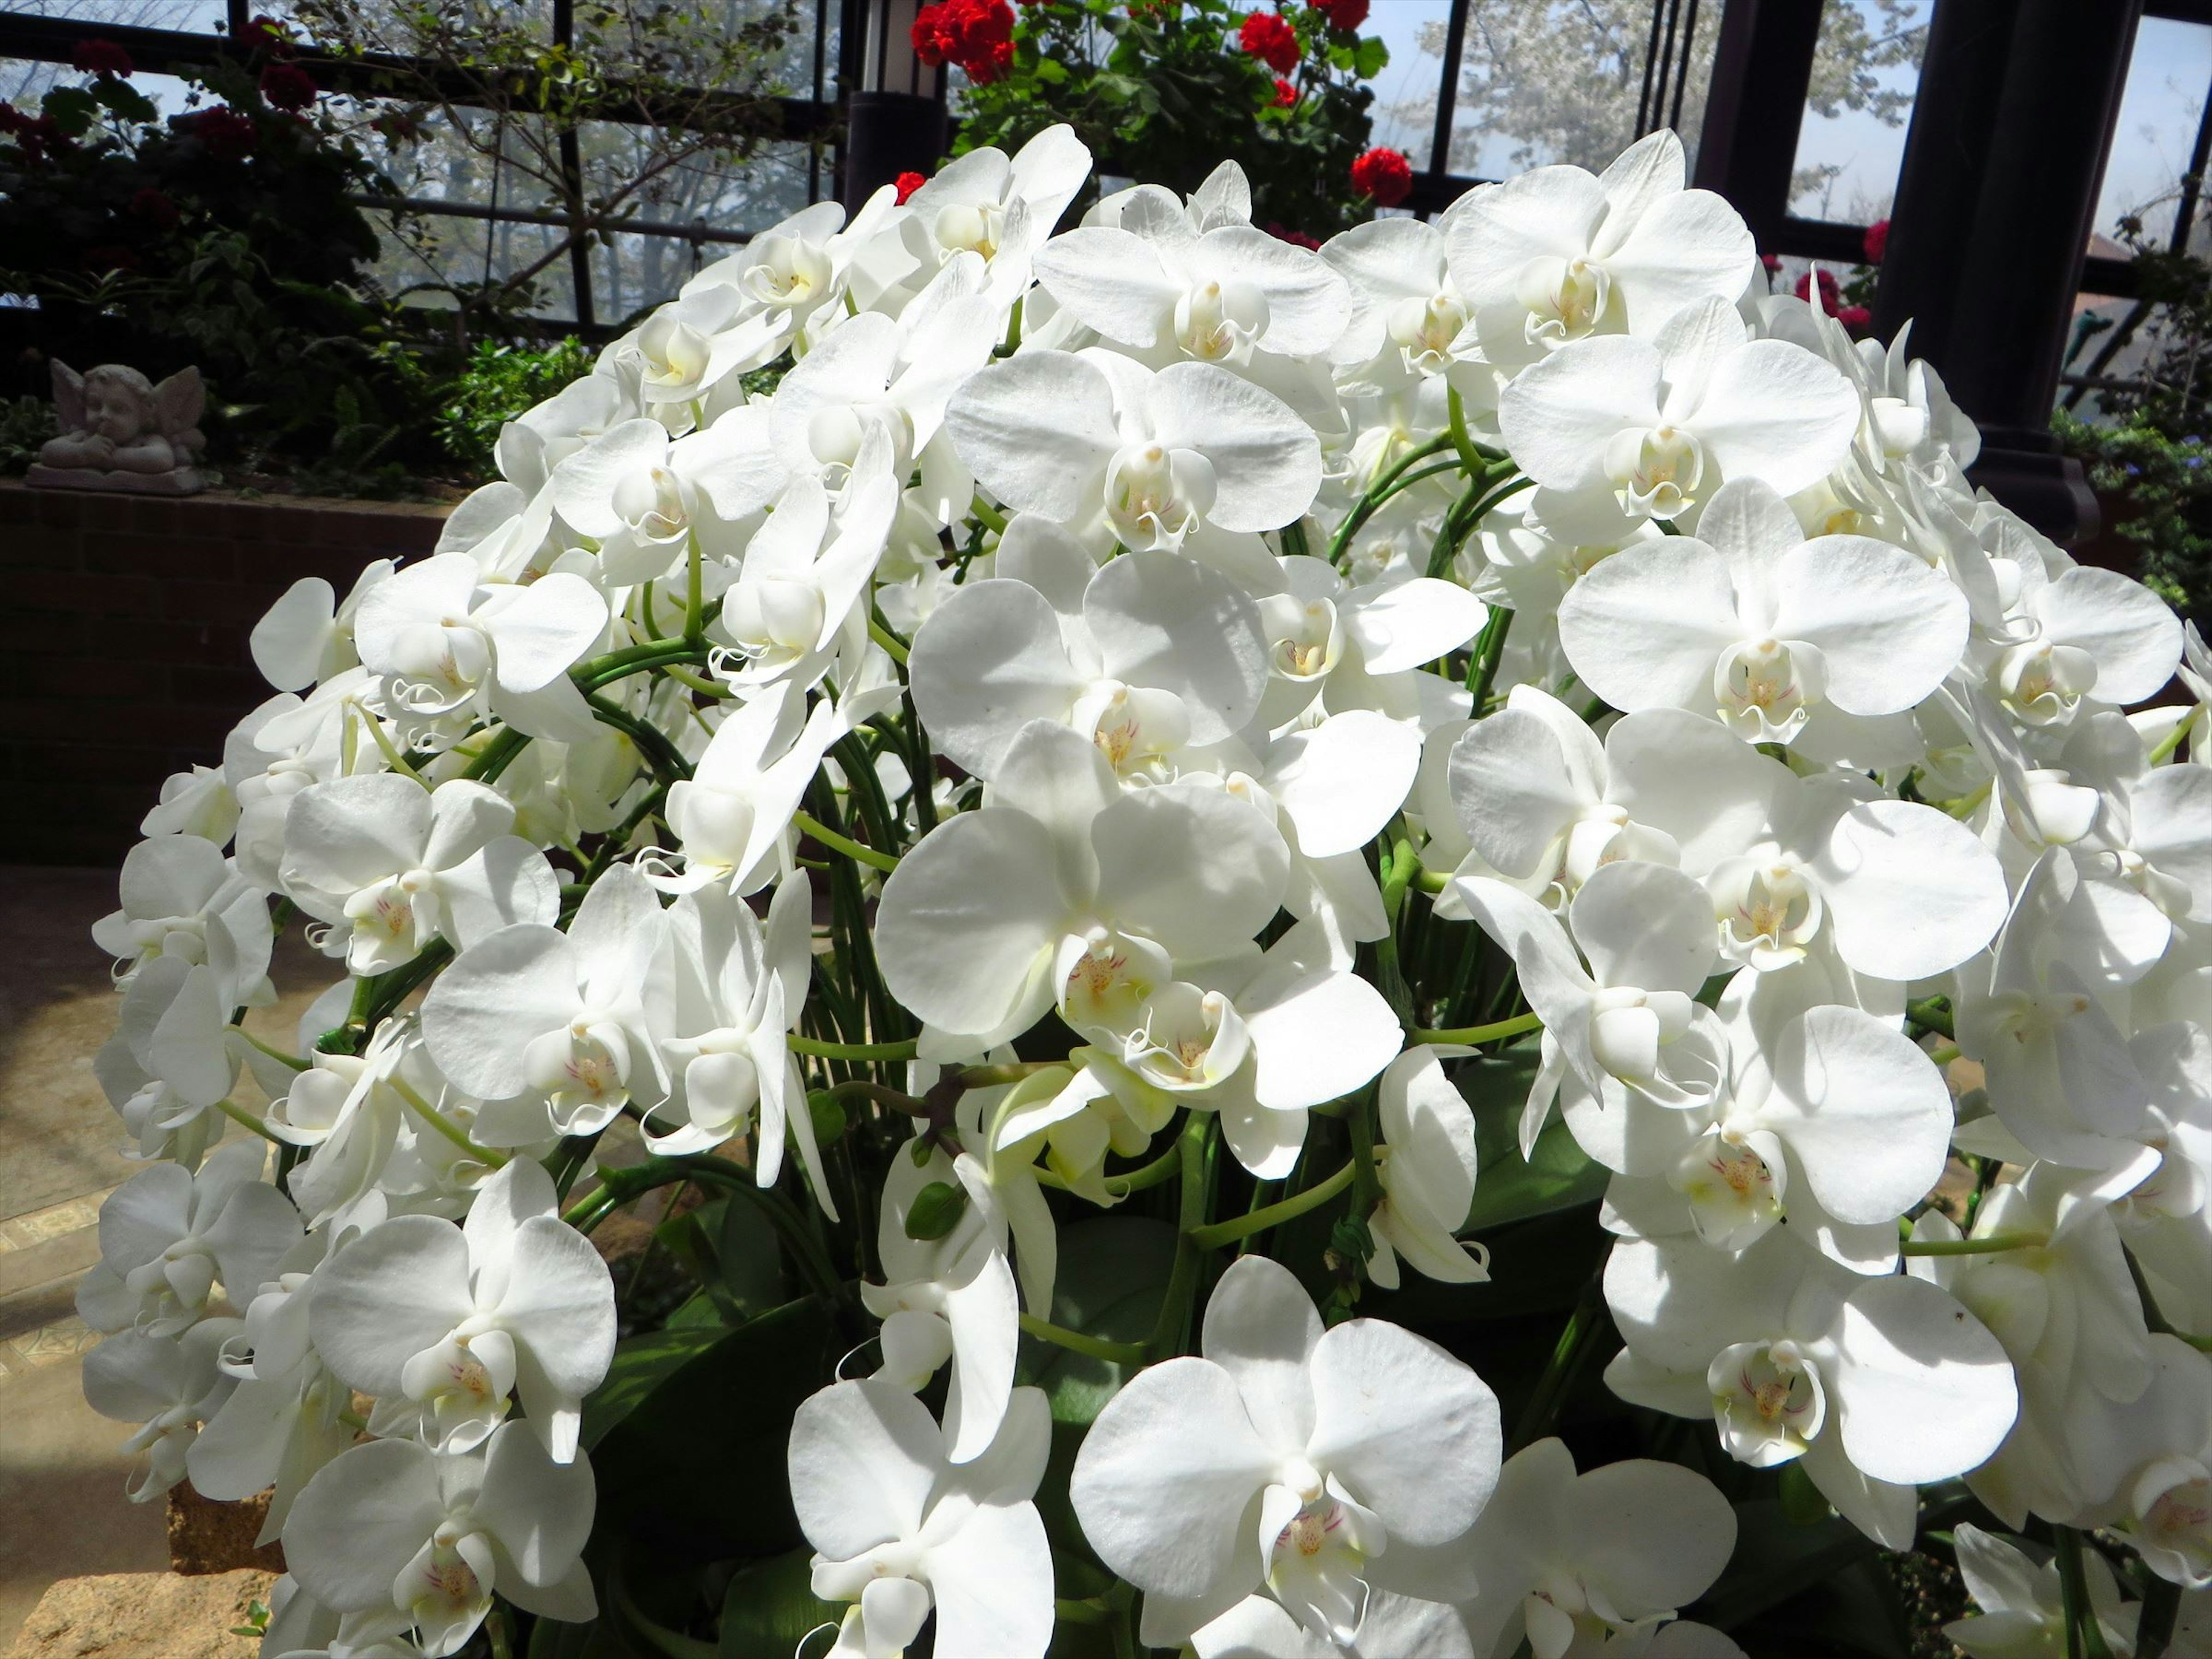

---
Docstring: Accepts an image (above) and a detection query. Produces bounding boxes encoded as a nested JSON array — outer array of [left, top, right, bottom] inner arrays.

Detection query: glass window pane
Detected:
[[1433, 0, 1721, 180], [1786, 0, 1930, 224], [1362, 0, 1455, 168], [2, 56, 201, 113], [362, 206, 581, 322], [577, 126, 815, 238], [1, 1, 228, 30], [2094, 14, 2212, 249]]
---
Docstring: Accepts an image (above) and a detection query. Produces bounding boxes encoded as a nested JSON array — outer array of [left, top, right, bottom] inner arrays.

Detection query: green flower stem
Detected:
[[230, 1024, 309, 1072], [560, 1153, 842, 1304], [573, 639, 714, 695], [1146, 1113, 1218, 1358], [1327, 433, 1456, 565], [960, 1060, 1070, 1087], [2056, 1527, 2116, 1659], [1411, 1009, 1544, 1047], [787, 1033, 919, 1062], [387, 1076, 508, 1167], [1899, 1231, 2044, 1256], [868, 616, 911, 665], [1906, 997, 1956, 1039], [659, 662, 730, 698], [683, 527, 705, 646], [791, 808, 900, 873], [1467, 604, 1514, 710], [2137, 1577, 2184, 1659], [969, 494, 1009, 535], [1018, 1313, 1146, 1366], [1102, 1142, 1182, 1198], [2149, 709, 2196, 765], [213, 1097, 281, 1143], [1187, 1159, 1355, 1250], [1446, 385, 1484, 476]]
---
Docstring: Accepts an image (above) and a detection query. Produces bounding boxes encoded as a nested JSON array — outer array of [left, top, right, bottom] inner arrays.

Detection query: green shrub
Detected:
[[434, 338, 596, 475]]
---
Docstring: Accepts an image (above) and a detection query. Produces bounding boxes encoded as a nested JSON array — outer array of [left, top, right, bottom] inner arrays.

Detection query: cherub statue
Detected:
[[28, 362, 208, 495]]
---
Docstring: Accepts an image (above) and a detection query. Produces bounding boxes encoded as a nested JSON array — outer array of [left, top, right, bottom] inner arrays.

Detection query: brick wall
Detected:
[[0, 480, 449, 868]]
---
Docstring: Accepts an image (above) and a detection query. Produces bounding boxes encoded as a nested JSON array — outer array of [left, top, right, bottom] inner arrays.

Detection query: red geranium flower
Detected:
[[259, 62, 318, 112], [1795, 267, 1840, 313], [238, 14, 297, 55], [71, 39, 134, 78], [1263, 221, 1320, 250], [1237, 11, 1300, 75], [894, 171, 927, 204], [1350, 145, 1412, 207], [1270, 77, 1297, 107], [1862, 218, 1889, 264], [1837, 304, 1873, 334], [179, 106, 260, 162], [1759, 252, 1781, 275], [1315, 0, 1368, 29], [911, 0, 1016, 81]]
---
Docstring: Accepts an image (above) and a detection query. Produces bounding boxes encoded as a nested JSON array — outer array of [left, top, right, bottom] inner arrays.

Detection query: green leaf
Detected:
[[1021, 1216, 1175, 1425], [1033, 56, 1069, 83], [589, 1297, 837, 1560], [904, 1180, 968, 1241], [717, 1550, 838, 1659], [1458, 1047, 1608, 1232], [1353, 36, 1389, 77]]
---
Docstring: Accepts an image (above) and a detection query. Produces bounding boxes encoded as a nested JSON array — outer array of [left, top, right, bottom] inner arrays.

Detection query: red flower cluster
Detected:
[[259, 62, 318, 112], [912, 0, 1017, 84], [178, 105, 260, 162], [1270, 76, 1297, 107], [1350, 145, 1411, 207], [1263, 221, 1320, 250], [0, 103, 71, 163], [237, 13, 297, 55], [1862, 217, 1889, 264], [1795, 267, 1839, 312], [1237, 10, 1300, 75], [1313, 0, 1368, 29], [893, 171, 927, 204], [71, 38, 134, 78]]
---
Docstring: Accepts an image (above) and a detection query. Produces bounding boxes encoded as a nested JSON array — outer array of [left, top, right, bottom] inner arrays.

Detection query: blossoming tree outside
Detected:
[[72, 122, 2212, 1658]]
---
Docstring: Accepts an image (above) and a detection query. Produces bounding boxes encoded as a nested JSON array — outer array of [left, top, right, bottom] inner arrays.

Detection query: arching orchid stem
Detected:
[[791, 809, 900, 873], [1327, 433, 1456, 565], [789, 1034, 918, 1062], [960, 1061, 1069, 1088], [1899, 1231, 2043, 1257], [387, 1075, 508, 1168], [1186, 1159, 1355, 1251], [1412, 1009, 1544, 1046], [1467, 604, 1514, 710], [1905, 997, 1956, 1039], [2055, 1527, 2116, 1659], [1019, 1313, 1145, 1366], [213, 1097, 281, 1143], [868, 617, 911, 665], [230, 1025, 309, 1072]]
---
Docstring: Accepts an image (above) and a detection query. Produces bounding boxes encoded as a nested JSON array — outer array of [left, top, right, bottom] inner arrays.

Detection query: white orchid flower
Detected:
[[875, 719, 1289, 1047], [1033, 185, 1351, 366], [1455, 1437, 1738, 1659], [279, 775, 558, 975], [77, 1138, 303, 1337], [1191, 1589, 1475, 1659], [1445, 129, 1758, 365], [99, 923, 259, 1145], [1604, 1225, 2017, 1547], [1444, 691, 1777, 907], [1070, 1253, 1500, 1647], [1497, 297, 1861, 540], [309, 1157, 613, 1461], [861, 1141, 1020, 1463], [1257, 555, 1487, 730], [1319, 215, 1474, 374], [908, 530, 1270, 779], [1941, 1524, 2140, 1659], [94, 832, 274, 989], [283, 1422, 596, 1657], [83, 1317, 241, 1501], [545, 415, 778, 586], [1456, 863, 1729, 1150], [945, 347, 1320, 585], [421, 864, 671, 1141], [649, 877, 832, 1211], [649, 681, 842, 897], [682, 195, 893, 372], [352, 551, 609, 746], [1979, 554, 2183, 730], [1555, 476, 1969, 757], [1365, 1047, 1488, 1289], [252, 560, 395, 693], [790, 1379, 1054, 1659], [894, 123, 1092, 305], [2063, 709, 2212, 925]]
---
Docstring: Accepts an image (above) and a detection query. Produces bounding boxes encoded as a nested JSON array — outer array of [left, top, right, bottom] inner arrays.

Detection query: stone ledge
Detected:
[[3, 1571, 274, 1659]]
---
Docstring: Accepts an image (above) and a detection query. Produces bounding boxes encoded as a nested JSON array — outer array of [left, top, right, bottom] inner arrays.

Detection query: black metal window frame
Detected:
[[1698, 0, 2212, 297], [0, 0, 847, 331]]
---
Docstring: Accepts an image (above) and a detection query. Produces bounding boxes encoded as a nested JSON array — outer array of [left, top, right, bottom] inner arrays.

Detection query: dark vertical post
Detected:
[[843, 0, 947, 207], [1874, 0, 2143, 543], [552, 0, 596, 330], [1690, 0, 1825, 248]]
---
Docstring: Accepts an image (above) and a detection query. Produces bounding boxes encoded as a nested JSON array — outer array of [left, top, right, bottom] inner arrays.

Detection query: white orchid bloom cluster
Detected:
[[71, 123, 2209, 1659]]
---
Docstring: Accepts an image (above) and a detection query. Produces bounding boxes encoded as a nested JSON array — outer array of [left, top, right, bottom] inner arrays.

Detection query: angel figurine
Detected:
[[28, 361, 208, 495]]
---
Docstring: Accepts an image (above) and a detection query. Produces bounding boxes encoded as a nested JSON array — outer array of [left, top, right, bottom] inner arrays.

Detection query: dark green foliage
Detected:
[[435, 337, 596, 474]]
